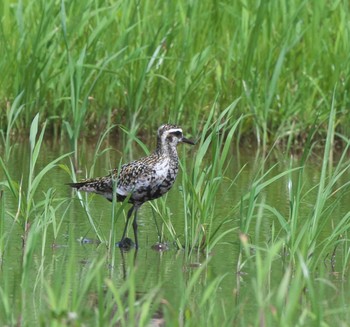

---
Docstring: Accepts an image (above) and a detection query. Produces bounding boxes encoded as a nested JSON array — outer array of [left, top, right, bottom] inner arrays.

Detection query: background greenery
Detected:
[[1, 0, 349, 147]]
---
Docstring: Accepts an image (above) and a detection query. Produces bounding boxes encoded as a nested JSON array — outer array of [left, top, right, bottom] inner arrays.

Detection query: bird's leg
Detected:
[[119, 205, 134, 244], [132, 208, 139, 250]]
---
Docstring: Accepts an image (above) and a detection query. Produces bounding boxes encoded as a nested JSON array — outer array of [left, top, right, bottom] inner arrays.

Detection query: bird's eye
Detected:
[[172, 131, 182, 137]]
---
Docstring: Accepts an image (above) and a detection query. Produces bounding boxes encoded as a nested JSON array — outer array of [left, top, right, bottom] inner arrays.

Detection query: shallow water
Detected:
[[1, 138, 350, 324]]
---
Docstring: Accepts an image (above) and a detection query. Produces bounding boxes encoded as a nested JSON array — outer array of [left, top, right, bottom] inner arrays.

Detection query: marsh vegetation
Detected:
[[1, 0, 350, 326]]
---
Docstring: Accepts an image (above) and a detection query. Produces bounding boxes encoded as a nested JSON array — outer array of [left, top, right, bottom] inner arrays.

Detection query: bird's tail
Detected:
[[67, 178, 105, 193], [67, 181, 89, 190], [67, 174, 114, 197]]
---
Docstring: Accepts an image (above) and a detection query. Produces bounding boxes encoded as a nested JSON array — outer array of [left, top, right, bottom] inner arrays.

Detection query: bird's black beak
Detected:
[[181, 137, 195, 145]]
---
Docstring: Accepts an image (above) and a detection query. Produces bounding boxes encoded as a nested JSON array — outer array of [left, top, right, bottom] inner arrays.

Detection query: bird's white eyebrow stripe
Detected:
[[168, 128, 182, 133]]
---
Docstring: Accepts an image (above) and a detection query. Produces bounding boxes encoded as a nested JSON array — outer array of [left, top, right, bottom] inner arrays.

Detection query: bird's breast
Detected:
[[125, 157, 179, 203], [150, 157, 179, 191]]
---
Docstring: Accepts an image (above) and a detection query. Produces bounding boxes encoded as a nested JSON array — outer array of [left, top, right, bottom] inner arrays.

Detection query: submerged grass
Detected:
[[1, 109, 350, 325]]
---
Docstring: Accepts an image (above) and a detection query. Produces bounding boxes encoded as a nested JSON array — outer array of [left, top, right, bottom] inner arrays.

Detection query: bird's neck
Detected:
[[155, 140, 178, 159]]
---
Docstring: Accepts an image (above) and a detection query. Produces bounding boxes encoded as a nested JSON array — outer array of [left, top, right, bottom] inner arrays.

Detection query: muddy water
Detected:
[[1, 138, 350, 324]]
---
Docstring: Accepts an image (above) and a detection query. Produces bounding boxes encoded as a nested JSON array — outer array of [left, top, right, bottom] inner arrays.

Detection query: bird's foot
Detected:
[[116, 237, 136, 251], [151, 242, 169, 252]]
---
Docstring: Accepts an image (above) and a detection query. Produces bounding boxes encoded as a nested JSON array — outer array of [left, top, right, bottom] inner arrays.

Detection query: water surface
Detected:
[[1, 138, 349, 325]]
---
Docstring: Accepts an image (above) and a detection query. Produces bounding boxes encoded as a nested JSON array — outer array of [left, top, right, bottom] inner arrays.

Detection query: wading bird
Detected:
[[68, 124, 195, 249]]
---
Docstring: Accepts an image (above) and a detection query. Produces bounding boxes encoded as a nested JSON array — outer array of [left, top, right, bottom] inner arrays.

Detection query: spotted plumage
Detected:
[[68, 124, 195, 249]]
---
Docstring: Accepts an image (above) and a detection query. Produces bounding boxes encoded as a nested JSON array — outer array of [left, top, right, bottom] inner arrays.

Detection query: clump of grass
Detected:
[[230, 94, 350, 325], [176, 99, 243, 252], [254, 96, 350, 271]]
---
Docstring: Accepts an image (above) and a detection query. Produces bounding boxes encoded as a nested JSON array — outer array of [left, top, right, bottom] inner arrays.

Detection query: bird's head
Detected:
[[157, 124, 195, 148]]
